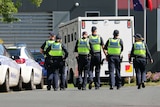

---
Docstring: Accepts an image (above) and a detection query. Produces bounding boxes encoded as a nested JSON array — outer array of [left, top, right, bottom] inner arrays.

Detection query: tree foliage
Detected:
[[0, 0, 43, 23]]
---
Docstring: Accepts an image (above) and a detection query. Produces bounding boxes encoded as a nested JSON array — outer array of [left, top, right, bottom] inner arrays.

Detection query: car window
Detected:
[[25, 48, 34, 60], [0, 44, 11, 57], [7, 49, 20, 56], [0, 44, 4, 55], [32, 52, 44, 60]]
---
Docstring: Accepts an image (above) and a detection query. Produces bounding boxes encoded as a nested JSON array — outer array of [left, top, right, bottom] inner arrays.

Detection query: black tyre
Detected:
[[0, 71, 10, 92], [25, 72, 34, 90], [13, 75, 23, 91], [36, 76, 44, 89]]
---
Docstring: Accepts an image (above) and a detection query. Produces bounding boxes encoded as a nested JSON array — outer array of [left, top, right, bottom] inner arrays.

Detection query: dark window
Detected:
[[85, 11, 100, 17], [7, 49, 21, 56], [68, 35, 70, 42], [71, 33, 74, 41], [25, 48, 34, 59], [74, 32, 77, 40], [0, 44, 4, 55], [65, 35, 67, 43]]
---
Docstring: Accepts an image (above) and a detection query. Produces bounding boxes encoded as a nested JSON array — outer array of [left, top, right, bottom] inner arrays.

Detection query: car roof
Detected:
[[6, 43, 27, 49]]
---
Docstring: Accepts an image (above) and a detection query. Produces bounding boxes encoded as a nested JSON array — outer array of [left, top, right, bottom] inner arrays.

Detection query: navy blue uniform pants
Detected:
[[77, 55, 90, 88], [45, 57, 54, 88], [48, 58, 65, 89], [108, 55, 121, 87], [89, 53, 101, 88], [133, 58, 147, 85]]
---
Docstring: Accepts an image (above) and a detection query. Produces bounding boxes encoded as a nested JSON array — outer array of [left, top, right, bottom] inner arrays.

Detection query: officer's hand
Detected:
[[129, 61, 132, 64], [106, 55, 108, 61], [76, 56, 79, 60], [100, 58, 105, 65], [62, 57, 66, 61], [150, 59, 153, 64]]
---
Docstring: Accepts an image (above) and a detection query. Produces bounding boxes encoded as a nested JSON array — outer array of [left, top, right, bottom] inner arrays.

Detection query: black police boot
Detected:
[[88, 81, 93, 90], [110, 86, 114, 90], [60, 87, 65, 91], [137, 84, 141, 89], [82, 87, 86, 90], [47, 85, 51, 91], [142, 83, 145, 88], [78, 83, 82, 90], [117, 85, 121, 90], [95, 87, 99, 90], [54, 88, 58, 91]]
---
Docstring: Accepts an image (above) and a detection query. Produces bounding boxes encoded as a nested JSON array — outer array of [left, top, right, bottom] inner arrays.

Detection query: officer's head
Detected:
[[113, 30, 119, 37], [82, 31, 88, 38], [55, 35, 62, 42], [49, 31, 56, 40], [91, 26, 97, 34], [134, 33, 144, 41]]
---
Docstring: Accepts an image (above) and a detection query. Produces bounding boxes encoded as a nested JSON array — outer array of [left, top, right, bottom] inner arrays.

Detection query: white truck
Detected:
[[58, 16, 135, 86]]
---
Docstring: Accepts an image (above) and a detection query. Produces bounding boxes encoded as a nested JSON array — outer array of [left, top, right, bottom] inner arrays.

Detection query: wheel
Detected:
[[36, 76, 44, 89], [25, 72, 35, 90], [13, 75, 23, 91], [0, 71, 10, 92]]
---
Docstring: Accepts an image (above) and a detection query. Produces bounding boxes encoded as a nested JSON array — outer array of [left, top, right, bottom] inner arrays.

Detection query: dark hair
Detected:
[[113, 30, 119, 36], [91, 26, 97, 32], [56, 35, 61, 39], [49, 31, 55, 36], [82, 31, 87, 35], [134, 33, 143, 40]]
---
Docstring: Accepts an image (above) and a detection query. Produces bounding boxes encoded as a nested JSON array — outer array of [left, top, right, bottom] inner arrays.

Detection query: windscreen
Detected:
[[7, 49, 20, 56], [0, 44, 4, 55]]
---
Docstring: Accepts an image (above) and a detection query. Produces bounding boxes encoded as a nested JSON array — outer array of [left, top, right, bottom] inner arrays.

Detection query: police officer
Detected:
[[40, 32, 56, 89], [104, 30, 123, 90], [40, 31, 55, 90], [88, 26, 107, 90], [129, 33, 153, 89], [40, 32, 56, 56], [46, 35, 68, 91], [74, 31, 92, 90]]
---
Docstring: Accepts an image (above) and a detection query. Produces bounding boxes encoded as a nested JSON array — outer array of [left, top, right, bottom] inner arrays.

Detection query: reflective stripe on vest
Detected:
[[108, 38, 121, 55], [49, 42, 63, 56], [133, 42, 146, 57], [89, 35, 101, 53], [77, 38, 90, 55]]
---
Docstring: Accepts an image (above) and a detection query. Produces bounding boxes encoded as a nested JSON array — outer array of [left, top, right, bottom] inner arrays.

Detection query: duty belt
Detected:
[[135, 56, 146, 59]]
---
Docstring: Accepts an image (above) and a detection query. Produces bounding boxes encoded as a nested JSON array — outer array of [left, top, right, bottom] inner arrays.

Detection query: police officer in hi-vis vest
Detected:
[[88, 26, 107, 90], [104, 30, 123, 90], [74, 31, 93, 90], [40, 32, 56, 56], [46, 35, 68, 91], [40, 31, 55, 89], [129, 33, 153, 89]]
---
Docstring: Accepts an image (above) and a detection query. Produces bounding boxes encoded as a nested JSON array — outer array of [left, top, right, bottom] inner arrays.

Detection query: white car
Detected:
[[0, 44, 22, 92], [7, 44, 43, 90]]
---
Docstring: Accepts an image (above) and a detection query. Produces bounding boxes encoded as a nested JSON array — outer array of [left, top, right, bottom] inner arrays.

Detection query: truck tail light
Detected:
[[15, 58, 26, 64], [127, 20, 131, 28], [82, 21, 85, 29]]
